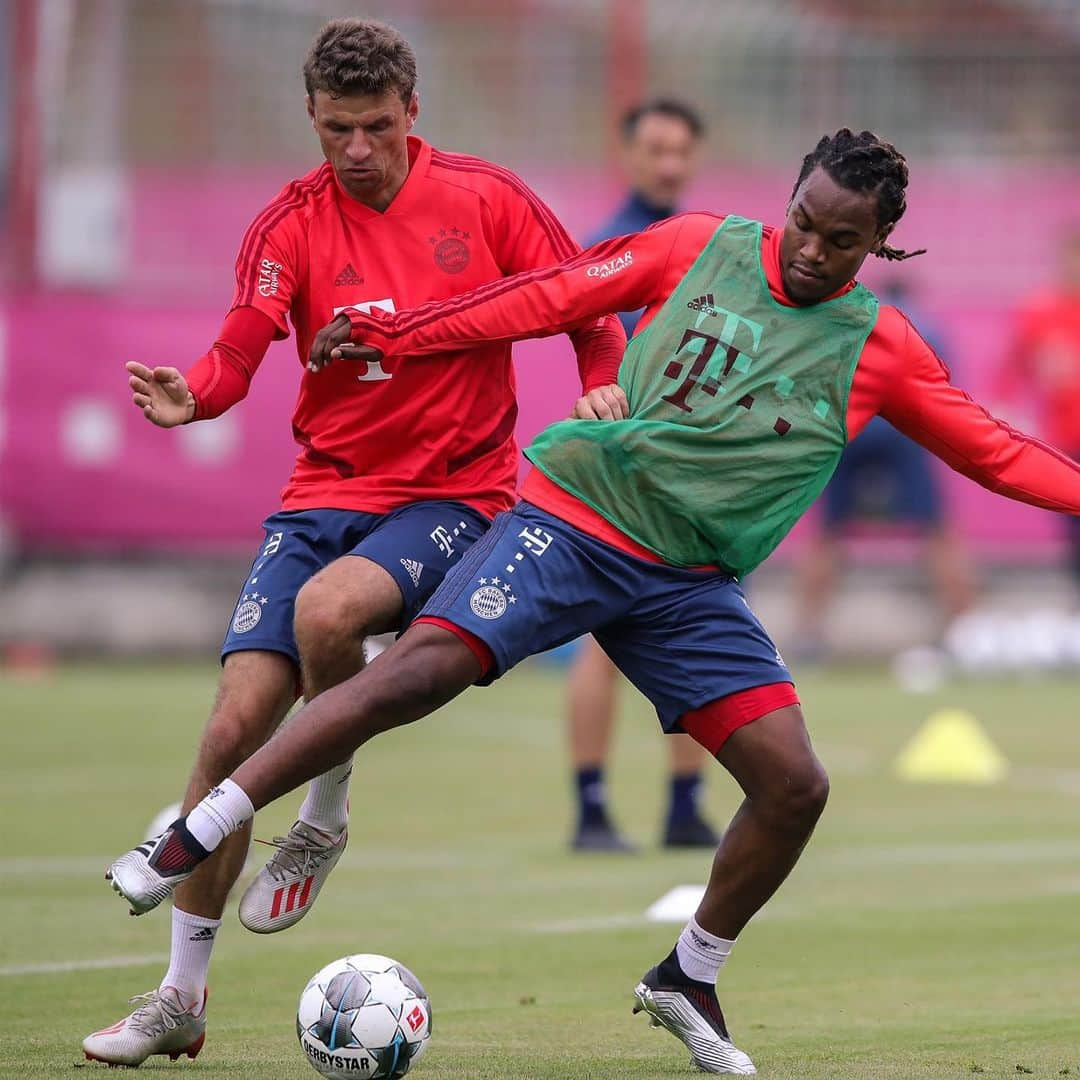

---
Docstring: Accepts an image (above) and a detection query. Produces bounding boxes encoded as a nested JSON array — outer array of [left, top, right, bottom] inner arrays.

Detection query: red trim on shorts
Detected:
[[679, 682, 800, 755], [415, 616, 495, 676]]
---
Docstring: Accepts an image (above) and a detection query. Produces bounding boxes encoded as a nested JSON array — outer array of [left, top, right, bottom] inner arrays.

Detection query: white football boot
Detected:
[[106, 829, 200, 915], [238, 821, 347, 933], [634, 965, 756, 1075], [82, 987, 207, 1067]]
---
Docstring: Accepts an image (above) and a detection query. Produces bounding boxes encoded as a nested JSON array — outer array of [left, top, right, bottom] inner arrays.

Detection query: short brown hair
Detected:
[[303, 19, 417, 103], [621, 99, 705, 141]]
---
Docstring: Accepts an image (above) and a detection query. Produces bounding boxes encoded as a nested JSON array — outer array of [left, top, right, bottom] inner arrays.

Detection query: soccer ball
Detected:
[[297, 954, 432, 1079]]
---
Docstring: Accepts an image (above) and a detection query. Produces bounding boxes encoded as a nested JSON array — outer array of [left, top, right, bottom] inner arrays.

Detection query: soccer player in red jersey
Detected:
[[997, 225, 1080, 585], [106, 130, 1080, 1073], [84, 19, 624, 1068]]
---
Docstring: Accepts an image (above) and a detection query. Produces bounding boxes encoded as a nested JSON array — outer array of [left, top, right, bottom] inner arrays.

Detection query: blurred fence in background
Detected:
[[0, 0, 1078, 656], [12, 1, 1080, 177], [6, 0, 1080, 296]]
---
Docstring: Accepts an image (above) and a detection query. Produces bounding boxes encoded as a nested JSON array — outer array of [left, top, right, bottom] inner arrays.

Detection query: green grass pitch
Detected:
[[3, 660, 1080, 1077]]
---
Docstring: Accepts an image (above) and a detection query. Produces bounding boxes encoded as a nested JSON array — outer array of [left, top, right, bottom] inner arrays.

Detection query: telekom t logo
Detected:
[[662, 309, 764, 413], [333, 298, 396, 381]]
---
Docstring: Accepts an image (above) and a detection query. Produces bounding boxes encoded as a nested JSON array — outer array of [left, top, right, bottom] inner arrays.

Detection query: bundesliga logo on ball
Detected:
[[297, 954, 431, 1079]]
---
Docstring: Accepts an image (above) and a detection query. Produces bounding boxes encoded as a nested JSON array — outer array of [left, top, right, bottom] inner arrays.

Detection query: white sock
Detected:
[[298, 757, 353, 836], [185, 779, 254, 853], [675, 917, 735, 984], [160, 907, 219, 1009]]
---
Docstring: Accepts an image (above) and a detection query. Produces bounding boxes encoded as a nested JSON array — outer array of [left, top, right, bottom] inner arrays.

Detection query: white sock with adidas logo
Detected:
[[675, 916, 735, 985], [185, 778, 254, 852], [298, 757, 353, 836], [160, 907, 219, 1010]]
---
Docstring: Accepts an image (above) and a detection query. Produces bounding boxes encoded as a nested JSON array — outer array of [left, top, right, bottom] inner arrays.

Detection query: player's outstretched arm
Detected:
[[306, 319, 629, 419], [179, 308, 278, 421], [126, 362, 195, 428], [479, 163, 628, 399], [881, 322, 1080, 514], [325, 220, 687, 369]]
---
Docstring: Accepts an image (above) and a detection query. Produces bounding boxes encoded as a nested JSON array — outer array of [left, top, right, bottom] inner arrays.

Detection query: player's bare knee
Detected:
[[294, 579, 371, 660], [211, 652, 296, 758], [363, 682, 419, 736], [353, 629, 477, 734], [353, 664, 439, 735], [761, 759, 829, 834], [200, 704, 277, 777], [800, 762, 830, 821]]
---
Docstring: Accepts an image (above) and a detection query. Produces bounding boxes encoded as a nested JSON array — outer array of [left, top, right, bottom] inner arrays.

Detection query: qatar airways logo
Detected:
[[586, 250, 633, 279], [257, 258, 282, 297]]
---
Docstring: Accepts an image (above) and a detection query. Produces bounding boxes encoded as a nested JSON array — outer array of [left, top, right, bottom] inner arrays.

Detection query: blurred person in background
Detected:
[[566, 99, 719, 852], [997, 226, 1080, 591], [590, 100, 705, 338], [793, 276, 975, 658], [83, 17, 625, 1067]]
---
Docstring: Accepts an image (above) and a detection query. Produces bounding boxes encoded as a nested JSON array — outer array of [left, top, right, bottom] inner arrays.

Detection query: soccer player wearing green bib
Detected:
[[107, 131, 1080, 1074]]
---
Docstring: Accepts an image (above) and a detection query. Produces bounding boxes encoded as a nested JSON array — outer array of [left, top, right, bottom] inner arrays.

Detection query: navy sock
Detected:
[[168, 818, 210, 862], [575, 767, 608, 827], [657, 947, 713, 993], [668, 772, 702, 824]]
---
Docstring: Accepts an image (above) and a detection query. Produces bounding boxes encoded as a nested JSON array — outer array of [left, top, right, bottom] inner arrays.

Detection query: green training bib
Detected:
[[525, 215, 879, 575]]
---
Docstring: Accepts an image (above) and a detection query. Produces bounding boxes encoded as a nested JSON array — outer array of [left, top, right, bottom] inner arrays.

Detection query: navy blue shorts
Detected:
[[823, 416, 942, 528], [420, 502, 792, 732], [222, 502, 490, 666]]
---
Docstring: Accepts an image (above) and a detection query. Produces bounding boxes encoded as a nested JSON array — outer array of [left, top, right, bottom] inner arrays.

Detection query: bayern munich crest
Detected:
[[232, 591, 269, 634], [469, 576, 516, 620], [429, 227, 471, 274]]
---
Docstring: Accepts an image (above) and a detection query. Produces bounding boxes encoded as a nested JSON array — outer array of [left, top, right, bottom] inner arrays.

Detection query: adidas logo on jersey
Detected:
[[334, 262, 363, 286], [400, 558, 424, 587], [687, 293, 720, 317]]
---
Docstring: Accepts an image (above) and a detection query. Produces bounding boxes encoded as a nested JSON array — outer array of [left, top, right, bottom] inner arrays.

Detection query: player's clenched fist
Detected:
[[307, 312, 352, 372], [126, 361, 195, 427], [307, 310, 388, 372], [571, 384, 630, 421]]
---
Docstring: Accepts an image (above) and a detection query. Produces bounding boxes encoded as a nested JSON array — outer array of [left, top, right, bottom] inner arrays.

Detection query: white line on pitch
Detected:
[[0, 849, 503, 878], [527, 913, 645, 933], [0, 954, 168, 977], [0, 855, 113, 876]]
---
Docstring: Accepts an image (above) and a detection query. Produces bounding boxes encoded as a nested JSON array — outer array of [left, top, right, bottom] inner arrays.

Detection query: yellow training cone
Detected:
[[894, 709, 1009, 784]]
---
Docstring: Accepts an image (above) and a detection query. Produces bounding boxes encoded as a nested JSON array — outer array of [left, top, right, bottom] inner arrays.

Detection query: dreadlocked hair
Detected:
[[793, 128, 926, 262]]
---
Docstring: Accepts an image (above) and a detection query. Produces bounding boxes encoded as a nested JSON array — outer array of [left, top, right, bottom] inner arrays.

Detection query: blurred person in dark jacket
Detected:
[[793, 276, 975, 659], [567, 99, 719, 852]]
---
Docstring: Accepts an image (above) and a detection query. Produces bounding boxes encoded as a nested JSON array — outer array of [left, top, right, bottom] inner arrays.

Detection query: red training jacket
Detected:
[[182, 137, 625, 519]]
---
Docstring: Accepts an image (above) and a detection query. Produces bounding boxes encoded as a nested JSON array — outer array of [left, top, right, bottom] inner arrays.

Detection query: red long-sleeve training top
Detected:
[[180, 138, 625, 519], [345, 211, 1080, 560]]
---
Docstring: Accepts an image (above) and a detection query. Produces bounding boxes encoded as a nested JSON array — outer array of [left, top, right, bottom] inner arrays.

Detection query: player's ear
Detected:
[[306, 95, 316, 128], [405, 93, 420, 130]]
